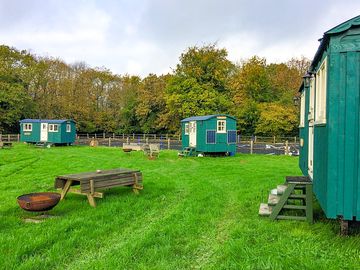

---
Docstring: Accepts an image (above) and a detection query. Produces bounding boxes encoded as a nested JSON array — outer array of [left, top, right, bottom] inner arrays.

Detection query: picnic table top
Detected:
[[56, 168, 141, 181]]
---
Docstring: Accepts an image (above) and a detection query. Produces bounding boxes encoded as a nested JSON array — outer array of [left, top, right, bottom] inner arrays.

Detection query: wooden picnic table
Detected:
[[0, 141, 12, 148], [54, 168, 143, 207]]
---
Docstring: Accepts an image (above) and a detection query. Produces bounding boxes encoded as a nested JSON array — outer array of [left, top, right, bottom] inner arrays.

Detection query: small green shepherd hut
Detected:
[[180, 114, 237, 156], [299, 15, 360, 222], [20, 119, 76, 145]]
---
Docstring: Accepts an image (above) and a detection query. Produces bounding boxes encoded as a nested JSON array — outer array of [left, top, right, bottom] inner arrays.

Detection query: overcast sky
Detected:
[[1, 0, 359, 77]]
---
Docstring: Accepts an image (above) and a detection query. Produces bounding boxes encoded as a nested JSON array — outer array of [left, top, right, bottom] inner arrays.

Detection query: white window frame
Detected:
[[23, 123, 32, 131], [308, 77, 315, 121], [66, 124, 71, 133], [315, 57, 327, 124], [217, 120, 226, 133], [299, 91, 305, 127], [184, 123, 189, 135], [49, 124, 59, 132]]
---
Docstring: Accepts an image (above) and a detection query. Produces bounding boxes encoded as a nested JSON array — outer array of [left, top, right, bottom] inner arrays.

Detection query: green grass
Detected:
[[1, 144, 359, 270]]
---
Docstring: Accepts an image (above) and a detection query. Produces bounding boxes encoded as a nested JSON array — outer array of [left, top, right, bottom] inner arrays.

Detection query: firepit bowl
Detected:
[[17, 192, 61, 212]]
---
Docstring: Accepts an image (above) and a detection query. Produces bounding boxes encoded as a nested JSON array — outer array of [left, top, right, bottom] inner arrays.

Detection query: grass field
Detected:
[[1, 144, 359, 270]]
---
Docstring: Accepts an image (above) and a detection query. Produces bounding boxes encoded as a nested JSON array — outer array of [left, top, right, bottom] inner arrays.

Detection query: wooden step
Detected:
[[286, 176, 311, 184], [259, 203, 272, 216], [289, 194, 306, 199], [270, 188, 278, 195], [283, 205, 306, 210], [277, 184, 287, 195], [276, 215, 307, 221], [268, 194, 280, 206]]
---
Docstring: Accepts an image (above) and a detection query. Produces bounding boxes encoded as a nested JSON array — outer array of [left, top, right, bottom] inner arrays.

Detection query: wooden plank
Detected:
[[61, 180, 73, 200], [81, 181, 142, 192], [285, 176, 311, 183], [276, 215, 307, 221], [57, 168, 140, 181], [269, 183, 296, 220], [68, 188, 103, 198], [336, 52, 347, 217], [343, 51, 356, 220], [306, 184, 314, 223], [90, 179, 94, 195], [87, 194, 96, 207], [282, 205, 306, 210], [328, 52, 341, 217]]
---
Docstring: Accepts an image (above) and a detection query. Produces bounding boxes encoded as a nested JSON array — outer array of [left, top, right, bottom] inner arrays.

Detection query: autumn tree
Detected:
[[255, 103, 298, 136], [136, 74, 169, 133], [0, 45, 36, 132], [162, 44, 234, 133]]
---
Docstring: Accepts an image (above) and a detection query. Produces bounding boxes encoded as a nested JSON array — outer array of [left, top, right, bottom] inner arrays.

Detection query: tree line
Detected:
[[0, 44, 309, 135]]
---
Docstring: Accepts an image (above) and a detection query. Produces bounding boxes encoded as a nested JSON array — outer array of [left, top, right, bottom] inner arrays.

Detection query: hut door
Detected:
[[189, 121, 197, 147], [308, 124, 314, 178], [40, 123, 48, 142]]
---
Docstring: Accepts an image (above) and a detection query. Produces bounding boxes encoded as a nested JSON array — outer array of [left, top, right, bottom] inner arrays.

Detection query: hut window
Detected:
[[184, 123, 189, 135], [217, 120, 226, 133], [300, 91, 305, 127], [23, 123, 32, 131], [49, 124, 59, 132], [315, 57, 327, 123], [66, 124, 71, 133], [206, 130, 216, 144], [309, 77, 315, 120], [227, 130, 237, 144]]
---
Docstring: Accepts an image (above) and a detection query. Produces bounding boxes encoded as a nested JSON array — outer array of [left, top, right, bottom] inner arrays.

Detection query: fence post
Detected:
[[254, 135, 257, 143], [250, 140, 254, 154], [87, 133, 89, 139], [122, 133, 124, 139], [108, 137, 111, 147], [0, 133, 2, 141], [285, 140, 289, 155], [103, 132, 105, 139], [178, 134, 181, 141], [146, 137, 149, 144], [17, 134, 20, 142], [126, 137, 129, 144], [294, 136, 297, 143], [8, 134, 10, 142], [95, 133, 97, 139], [154, 134, 156, 140], [167, 138, 170, 150], [143, 134, 146, 140], [273, 136, 276, 144], [113, 133, 115, 139], [132, 133, 135, 140]]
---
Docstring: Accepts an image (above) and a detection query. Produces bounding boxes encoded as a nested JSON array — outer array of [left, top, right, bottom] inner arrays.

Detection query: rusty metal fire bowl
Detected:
[[17, 192, 61, 212]]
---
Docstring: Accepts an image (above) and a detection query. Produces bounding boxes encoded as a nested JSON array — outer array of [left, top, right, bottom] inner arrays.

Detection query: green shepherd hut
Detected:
[[20, 119, 76, 145], [299, 15, 360, 223], [179, 114, 237, 156]]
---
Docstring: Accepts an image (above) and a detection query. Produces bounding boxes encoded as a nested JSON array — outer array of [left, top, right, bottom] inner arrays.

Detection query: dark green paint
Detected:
[[181, 114, 237, 154], [20, 120, 76, 144], [299, 16, 360, 221]]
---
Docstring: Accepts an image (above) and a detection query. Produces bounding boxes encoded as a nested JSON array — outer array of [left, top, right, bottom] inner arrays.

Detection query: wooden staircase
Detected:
[[259, 176, 313, 223], [178, 147, 196, 157]]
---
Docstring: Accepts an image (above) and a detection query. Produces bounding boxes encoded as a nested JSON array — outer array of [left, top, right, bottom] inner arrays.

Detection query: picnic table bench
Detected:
[[54, 168, 143, 207], [0, 141, 12, 148]]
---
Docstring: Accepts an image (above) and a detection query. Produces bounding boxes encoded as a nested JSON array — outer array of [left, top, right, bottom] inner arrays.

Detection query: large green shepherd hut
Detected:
[[20, 119, 76, 145], [180, 114, 237, 156], [299, 15, 360, 222]]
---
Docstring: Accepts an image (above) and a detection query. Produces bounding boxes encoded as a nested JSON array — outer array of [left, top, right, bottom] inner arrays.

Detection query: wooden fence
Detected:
[[1, 133, 299, 155]]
